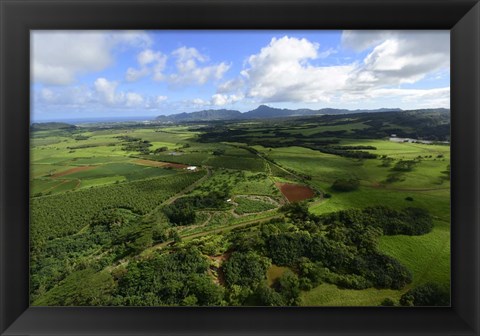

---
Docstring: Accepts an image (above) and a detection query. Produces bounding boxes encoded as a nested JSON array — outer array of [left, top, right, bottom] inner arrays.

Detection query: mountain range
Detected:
[[155, 105, 447, 123]]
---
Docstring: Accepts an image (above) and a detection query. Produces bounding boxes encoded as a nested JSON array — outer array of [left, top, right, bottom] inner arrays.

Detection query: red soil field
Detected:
[[133, 159, 188, 169], [275, 182, 315, 202], [51, 166, 96, 178]]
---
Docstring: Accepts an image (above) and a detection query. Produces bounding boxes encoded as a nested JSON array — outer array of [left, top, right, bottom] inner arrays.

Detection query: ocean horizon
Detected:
[[31, 115, 156, 125]]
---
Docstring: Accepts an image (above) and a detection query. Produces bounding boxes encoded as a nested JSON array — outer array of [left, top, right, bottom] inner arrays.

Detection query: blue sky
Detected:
[[31, 30, 450, 121]]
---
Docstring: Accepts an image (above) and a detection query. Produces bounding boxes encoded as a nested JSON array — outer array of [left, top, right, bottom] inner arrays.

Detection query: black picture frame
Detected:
[[1, 0, 479, 335]]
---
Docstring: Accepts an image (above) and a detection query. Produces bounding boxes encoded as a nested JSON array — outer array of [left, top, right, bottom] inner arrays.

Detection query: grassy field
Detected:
[[252, 140, 450, 306], [30, 114, 451, 307]]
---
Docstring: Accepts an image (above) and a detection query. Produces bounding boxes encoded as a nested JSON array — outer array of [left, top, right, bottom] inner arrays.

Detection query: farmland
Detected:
[[30, 110, 450, 307]]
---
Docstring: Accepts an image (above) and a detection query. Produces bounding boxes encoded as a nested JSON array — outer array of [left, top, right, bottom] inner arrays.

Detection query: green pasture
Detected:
[[232, 173, 280, 196], [378, 219, 450, 287], [234, 197, 276, 215], [300, 283, 403, 306]]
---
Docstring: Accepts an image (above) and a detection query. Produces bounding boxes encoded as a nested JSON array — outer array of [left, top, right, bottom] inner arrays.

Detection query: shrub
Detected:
[[380, 298, 396, 306], [400, 283, 450, 306], [331, 178, 360, 192], [222, 251, 270, 288]]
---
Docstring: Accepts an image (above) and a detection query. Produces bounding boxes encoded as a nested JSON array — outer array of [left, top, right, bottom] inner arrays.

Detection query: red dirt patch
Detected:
[[51, 166, 96, 178], [133, 159, 188, 169], [275, 182, 315, 202]]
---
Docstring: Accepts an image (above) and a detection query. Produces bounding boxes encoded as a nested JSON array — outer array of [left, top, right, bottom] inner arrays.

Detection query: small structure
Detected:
[[226, 199, 232, 203], [391, 134, 397, 137], [186, 166, 197, 171]]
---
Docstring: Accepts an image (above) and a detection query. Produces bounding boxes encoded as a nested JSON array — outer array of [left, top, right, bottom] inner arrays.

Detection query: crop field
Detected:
[[30, 110, 451, 307]]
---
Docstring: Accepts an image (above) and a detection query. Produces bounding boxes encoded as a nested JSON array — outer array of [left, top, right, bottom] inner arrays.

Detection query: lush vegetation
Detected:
[[234, 197, 277, 215], [30, 110, 450, 307], [31, 172, 204, 244]]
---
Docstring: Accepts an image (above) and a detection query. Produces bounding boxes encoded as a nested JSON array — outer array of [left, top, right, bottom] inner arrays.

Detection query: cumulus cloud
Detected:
[[344, 31, 450, 90], [35, 76, 169, 111], [125, 92, 144, 107], [156, 95, 168, 104], [217, 78, 245, 94], [94, 78, 120, 105], [211, 93, 243, 106], [36, 86, 94, 106], [32, 31, 152, 85], [126, 49, 168, 82], [238, 36, 354, 103], [191, 98, 210, 106], [169, 47, 230, 86], [369, 87, 450, 108], [217, 34, 449, 108]]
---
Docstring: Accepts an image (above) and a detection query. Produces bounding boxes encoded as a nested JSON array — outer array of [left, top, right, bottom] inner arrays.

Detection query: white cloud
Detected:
[[169, 47, 230, 86], [192, 98, 209, 106], [341, 31, 390, 52], [36, 86, 94, 106], [126, 67, 150, 82], [32, 31, 152, 85], [125, 92, 144, 107], [343, 31, 449, 89], [217, 78, 245, 94], [370, 87, 450, 108], [317, 48, 337, 59], [156, 95, 168, 104], [93, 77, 146, 108], [94, 78, 120, 105], [126, 49, 168, 82], [109, 31, 153, 49], [217, 33, 449, 108], [239, 36, 353, 103], [211, 93, 243, 106]]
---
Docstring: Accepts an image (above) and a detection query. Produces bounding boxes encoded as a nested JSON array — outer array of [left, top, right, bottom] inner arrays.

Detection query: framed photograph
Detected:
[[1, 0, 479, 335]]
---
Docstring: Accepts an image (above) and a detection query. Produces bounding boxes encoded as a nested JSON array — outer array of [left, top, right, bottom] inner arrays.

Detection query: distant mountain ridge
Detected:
[[155, 109, 242, 122], [154, 105, 439, 122]]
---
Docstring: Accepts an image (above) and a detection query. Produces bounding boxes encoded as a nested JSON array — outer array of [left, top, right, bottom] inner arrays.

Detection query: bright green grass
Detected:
[[52, 179, 79, 192], [79, 176, 126, 189], [378, 220, 450, 287], [309, 186, 450, 220], [265, 146, 369, 182], [31, 179, 65, 194], [67, 156, 129, 165], [127, 128, 194, 143], [340, 139, 450, 159], [64, 163, 176, 181], [188, 169, 239, 196], [232, 176, 280, 196], [31, 136, 68, 147], [30, 164, 75, 178], [31, 156, 72, 165], [234, 197, 276, 215], [300, 283, 403, 306], [149, 141, 179, 151]]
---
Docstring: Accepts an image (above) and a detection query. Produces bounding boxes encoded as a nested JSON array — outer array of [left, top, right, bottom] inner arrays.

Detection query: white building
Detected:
[[186, 166, 197, 171]]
